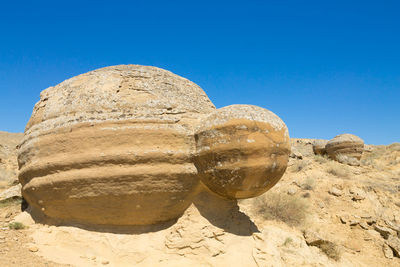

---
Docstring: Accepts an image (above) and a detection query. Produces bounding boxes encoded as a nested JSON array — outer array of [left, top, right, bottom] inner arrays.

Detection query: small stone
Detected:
[[287, 188, 297, 195], [29, 246, 39, 252], [360, 222, 369, 230], [349, 220, 359, 226], [329, 187, 343, 197], [303, 230, 322, 245], [102, 261, 110, 265], [383, 243, 394, 259], [352, 194, 365, 201]]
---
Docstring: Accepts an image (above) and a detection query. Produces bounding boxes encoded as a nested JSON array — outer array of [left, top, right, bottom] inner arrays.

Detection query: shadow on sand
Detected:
[[193, 189, 260, 236]]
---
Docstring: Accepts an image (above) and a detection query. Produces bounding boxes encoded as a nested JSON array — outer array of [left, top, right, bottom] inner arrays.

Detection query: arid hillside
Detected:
[[0, 135, 399, 266], [0, 132, 23, 189]]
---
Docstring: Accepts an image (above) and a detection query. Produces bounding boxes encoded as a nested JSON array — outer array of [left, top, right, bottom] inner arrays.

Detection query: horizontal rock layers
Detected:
[[326, 134, 364, 166], [18, 65, 291, 226], [194, 105, 290, 199], [18, 65, 215, 226]]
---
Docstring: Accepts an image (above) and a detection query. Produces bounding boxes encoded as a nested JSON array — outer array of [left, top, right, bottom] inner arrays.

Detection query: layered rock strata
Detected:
[[18, 65, 291, 226], [18, 65, 215, 226], [193, 105, 290, 199], [325, 134, 364, 166]]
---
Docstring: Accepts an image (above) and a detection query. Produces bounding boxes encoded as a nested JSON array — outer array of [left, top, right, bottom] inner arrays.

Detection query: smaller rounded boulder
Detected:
[[325, 134, 364, 166], [193, 105, 290, 199], [313, 140, 328, 156]]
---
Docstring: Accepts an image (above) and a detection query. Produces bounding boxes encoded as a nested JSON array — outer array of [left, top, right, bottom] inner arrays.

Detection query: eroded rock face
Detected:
[[193, 105, 290, 199], [326, 134, 364, 166], [0, 131, 23, 187], [312, 140, 328, 156], [18, 65, 216, 226]]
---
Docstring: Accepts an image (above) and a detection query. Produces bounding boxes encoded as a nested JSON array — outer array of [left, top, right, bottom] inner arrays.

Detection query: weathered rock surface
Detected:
[[193, 105, 290, 199], [387, 235, 400, 257], [313, 139, 328, 156], [325, 134, 364, 166], [290, 146, 303, 159], [0, 131, 23, 187], [374, 225, 396, 239], [0, 184, 21, 202], [18, 65, 216, 226], [329, 187, 343, 197]]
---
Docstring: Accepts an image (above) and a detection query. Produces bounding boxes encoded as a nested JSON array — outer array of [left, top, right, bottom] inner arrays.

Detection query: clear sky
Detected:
[[0, 1, 399, 144]]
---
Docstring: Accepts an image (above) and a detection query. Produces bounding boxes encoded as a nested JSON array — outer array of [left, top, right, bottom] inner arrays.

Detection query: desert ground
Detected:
[[0, 131, 399, 266]]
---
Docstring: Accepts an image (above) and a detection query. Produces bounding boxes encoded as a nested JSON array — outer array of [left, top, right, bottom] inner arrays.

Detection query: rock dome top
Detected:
[[197, 104, 288, 133], [26, 64, 215, 134]]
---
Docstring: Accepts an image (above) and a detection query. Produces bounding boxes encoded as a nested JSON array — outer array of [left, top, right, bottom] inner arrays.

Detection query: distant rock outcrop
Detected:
[[0, 184, 21, 202], [326, 134, 364, 166], [18, 65, 290, 226], [0, 131, 23, 187], [193, 105, 290, 199], [312, 139, 328, 156]]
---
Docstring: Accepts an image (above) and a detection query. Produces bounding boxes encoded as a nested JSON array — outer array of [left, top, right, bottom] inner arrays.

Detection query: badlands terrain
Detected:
[[0, 131, 399, 266]]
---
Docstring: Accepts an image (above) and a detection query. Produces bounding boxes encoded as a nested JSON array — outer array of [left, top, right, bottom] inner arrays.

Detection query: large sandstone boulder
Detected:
[[193, 105, 290, 199], [18, 65, 216, 226], [325, 134, 364, 166]]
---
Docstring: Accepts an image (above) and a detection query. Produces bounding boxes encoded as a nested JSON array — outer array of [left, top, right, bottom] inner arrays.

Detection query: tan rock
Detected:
[[18, 65, 216, 226], [359, 222, 369, 230], [387, 235, 400, 257], [193, 105, 290, 199], [312, 139, 328, 156], [28, 245, 39, 252], [290, 146, 303, 159], [287, 188, 297, 195], [350, 188, 366, 201], [329, 187, 343, 197], [383, 243, 394, 259], [0, 184, 21, 202], [325, 134, 364, 166], [374, 225, 396, 239]]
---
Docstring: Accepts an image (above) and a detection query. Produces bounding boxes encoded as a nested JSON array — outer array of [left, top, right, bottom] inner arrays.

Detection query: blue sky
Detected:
[[0, 1, 399, 144]]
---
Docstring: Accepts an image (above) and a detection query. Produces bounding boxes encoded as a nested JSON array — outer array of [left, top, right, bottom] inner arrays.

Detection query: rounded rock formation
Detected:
[[193, 105, 290, 199], [313, 140, 328, 156], [18, 65, 216, 226], [325, 134, 364, 166]]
